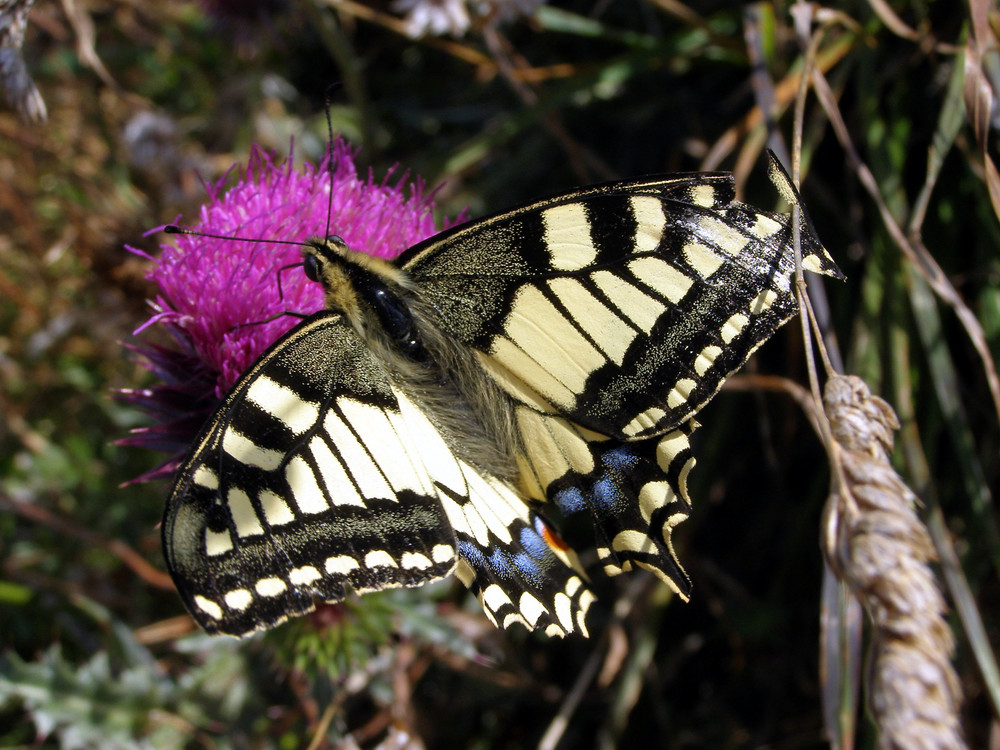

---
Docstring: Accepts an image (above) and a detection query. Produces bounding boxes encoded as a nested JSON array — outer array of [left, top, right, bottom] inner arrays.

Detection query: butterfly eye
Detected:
[[325, 235, 346, 248], [303, 253, 321, 282]]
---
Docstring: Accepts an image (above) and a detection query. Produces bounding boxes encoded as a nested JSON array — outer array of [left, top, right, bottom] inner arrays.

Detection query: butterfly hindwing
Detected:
[[439, 473, 594, 636], [390, 386, 594, 636]]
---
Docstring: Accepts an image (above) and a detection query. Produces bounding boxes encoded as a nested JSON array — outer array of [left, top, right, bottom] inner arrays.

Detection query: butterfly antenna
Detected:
[[164, 225, 314, 249], [322, 82, 343, 241]]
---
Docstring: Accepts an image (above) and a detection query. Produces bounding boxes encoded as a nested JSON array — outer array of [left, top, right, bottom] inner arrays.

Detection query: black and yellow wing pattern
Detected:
[[163, 154, 841, 637]]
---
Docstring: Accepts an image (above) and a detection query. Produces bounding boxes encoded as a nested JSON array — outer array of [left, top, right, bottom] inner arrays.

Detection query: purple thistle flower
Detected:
[[118, 138, 465, 483]]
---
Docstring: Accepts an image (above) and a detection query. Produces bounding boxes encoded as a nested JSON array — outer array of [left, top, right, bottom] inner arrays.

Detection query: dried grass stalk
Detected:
[[824, 374, 966, 750]]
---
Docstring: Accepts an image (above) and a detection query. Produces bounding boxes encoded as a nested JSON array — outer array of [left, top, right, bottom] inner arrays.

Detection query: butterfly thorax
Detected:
[[304, 238, 521, 483]]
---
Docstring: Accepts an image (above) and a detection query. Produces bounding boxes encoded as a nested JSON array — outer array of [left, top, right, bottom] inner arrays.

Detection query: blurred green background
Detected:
[[1, 0, 997, 747]]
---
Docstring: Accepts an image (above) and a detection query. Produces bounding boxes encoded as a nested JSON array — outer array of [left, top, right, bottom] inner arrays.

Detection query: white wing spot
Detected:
[[694, 344, 722, 376], [666, 378, 696, 408], [553, 591, 574, 633], [637, 480, 670, 523], [285, 455, 329, 514], [400, 552, 432, 570], [689, 184, 716, 207], [192, 465, 218, 489], [325, 554, 360, 576], [255, 577, 287, 597], [683, 241, 724, 280], [364, 550, 398, 569], [802, 254, 826, 273], [750, 288, 779, 314], [454, 558, 476, 587], [258, 489, 296, 526], [612, 529, 655, 554], [205, 527, 234, 557], [482, 584, 514, 613], [518, 592, 546, 627], [630, 196, 667, 253], [431, 544, 455, 564], [224, 589, 253, 611], [246, 375, 320, 435], [289, 565, 322, 586], [622, 407, 666, 437], [194, 595, 223, 620], [721, 312, 749, 344], [577, 591, 595, 636], [751, 213, 783, 238], [698, 215, 749, 256], [628, 256, 694, 304], [656, 429, 694, 476], [501, 612, 529, 630], [222, 429, 283, 471]]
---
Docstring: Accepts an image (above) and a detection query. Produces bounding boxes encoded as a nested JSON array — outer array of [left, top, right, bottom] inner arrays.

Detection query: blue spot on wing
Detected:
[[555, 447, 644, 516], [554, 486, 586, 514], [593, 475, 623, 513], [520, 524, 550, 560], [512, 551, 542, 584], [601, 445, 640, 470], [459, 540, 486, 569], [458, 521, 561, 591], [591, 445, 641, 513]]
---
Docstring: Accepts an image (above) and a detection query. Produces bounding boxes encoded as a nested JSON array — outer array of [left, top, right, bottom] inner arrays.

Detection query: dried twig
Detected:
[[0, 489, 174, 590]]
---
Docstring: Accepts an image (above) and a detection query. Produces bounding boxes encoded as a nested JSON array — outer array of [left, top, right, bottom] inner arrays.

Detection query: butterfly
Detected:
[[162, 152, 841, 637]]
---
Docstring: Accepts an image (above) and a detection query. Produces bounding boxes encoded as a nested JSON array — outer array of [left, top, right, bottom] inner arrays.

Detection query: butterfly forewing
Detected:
[[164, 313, 460, 635], [403, 170, 839, 440]]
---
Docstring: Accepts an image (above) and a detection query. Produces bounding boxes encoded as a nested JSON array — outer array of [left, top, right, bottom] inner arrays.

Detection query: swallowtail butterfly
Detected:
[[163, 154, 841, 637]]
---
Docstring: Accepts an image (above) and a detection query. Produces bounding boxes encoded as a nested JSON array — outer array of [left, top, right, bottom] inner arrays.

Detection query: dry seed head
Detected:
[[824, 375, 965, 750]]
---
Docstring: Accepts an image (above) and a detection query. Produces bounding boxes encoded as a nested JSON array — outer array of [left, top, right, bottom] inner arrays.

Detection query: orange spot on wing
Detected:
[[537, 517, 570, 552]]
